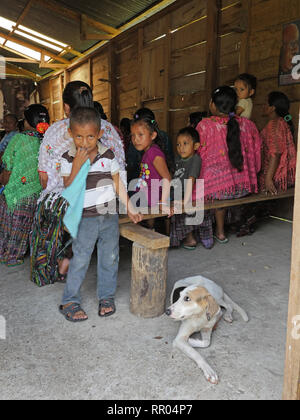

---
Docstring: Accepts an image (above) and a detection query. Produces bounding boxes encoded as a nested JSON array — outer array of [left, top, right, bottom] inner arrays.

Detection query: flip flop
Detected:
[[181, 244, 197, 251], [213, 235, 229, 244]]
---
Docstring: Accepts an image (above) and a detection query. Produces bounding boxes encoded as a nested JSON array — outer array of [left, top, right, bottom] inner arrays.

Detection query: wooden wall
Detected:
[[39, 0, 300, 144]]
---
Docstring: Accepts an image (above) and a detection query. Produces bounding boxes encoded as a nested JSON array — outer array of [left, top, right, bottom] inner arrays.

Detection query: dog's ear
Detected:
[[204, 295, 219, 322]]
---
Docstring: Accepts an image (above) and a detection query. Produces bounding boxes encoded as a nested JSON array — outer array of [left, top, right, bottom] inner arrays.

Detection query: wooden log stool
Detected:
[[119, 223, 170, 318]]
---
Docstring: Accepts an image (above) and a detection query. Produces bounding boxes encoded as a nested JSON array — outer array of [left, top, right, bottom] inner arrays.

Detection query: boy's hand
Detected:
[[127, 200, 143, 224], [74, 147, 89, 169], [128, 209, 143, 224]]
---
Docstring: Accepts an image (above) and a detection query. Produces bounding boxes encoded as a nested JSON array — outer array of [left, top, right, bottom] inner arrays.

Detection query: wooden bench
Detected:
[[119, 188, 295, 225], [119, 188, 294, 318]]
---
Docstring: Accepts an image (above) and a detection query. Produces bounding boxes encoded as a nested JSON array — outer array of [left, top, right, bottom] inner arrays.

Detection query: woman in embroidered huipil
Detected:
[[196, 86, 262, 244], [0, 105, 49, 266], [260, 91, 296, 195]]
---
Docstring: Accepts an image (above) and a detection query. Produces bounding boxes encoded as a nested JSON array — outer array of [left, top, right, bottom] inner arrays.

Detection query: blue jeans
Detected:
[[62, 214, 119, 305]]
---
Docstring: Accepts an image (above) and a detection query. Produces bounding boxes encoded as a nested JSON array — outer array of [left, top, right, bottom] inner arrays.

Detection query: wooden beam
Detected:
[[35, 0, 119, 36], [4, 63, 40, 80], [80, 14, 114, 41], [3, 0, 35, 47], [283, 114, 300, 400], [205, 0, 221, 109], [3, 57, 39, 63], [0, 30, 70, 65]]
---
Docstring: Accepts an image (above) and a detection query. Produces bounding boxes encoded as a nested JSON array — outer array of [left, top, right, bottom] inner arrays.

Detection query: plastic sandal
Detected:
[[98, 298, 116, 317], [59, 303, 88, 322]]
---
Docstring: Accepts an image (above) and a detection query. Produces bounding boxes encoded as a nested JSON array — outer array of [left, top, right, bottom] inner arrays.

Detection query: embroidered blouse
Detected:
[[2, 131, 42, 210], [195, 116, 262, 201], [260, 118, 296, 192]]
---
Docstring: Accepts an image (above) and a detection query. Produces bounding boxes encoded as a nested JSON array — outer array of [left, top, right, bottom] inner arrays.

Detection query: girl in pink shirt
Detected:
[[130, 110, 173, 218]]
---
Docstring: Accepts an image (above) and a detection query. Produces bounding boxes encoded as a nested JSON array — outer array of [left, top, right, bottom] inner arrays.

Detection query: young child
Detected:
[[260, 91, 296, 195], [59, 107, 142, 322], [130, 110, 173, 217], [234, 73, 257, 119], [170, 127, 202, 250]]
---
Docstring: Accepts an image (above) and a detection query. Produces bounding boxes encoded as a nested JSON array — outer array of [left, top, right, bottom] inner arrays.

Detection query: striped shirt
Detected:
[[61, 142, 120, 217]]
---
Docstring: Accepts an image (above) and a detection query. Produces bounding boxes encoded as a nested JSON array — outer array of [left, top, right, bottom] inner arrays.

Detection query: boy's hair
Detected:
[[177, 126, 200, 144], [69, 107, 101, 131], [236, 73, 257, 92], [189, 112, 207, 128]]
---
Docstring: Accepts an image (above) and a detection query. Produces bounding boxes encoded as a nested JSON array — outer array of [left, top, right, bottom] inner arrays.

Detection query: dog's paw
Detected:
[[223, 313, 233, 323], [201, 364, 219, 385]]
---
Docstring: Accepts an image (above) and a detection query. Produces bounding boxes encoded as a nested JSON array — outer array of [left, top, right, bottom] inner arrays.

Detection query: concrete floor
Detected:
[[0, 218, 292, 400]]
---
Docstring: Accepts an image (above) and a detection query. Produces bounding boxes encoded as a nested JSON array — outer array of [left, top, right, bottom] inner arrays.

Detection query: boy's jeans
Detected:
[[62, 214, 119, 305]]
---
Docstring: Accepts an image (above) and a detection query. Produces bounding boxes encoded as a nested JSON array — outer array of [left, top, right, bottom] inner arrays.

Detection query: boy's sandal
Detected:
[[59, 303, 88, 323], [98, 298, 116, 317]]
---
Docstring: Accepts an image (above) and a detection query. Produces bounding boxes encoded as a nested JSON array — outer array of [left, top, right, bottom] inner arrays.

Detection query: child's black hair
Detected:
[[268, 91, 295, 138], [63, 81, 93, 111], [177, 126, 200, 144], [212, 86, 244, 172], [132, 107, 173, 172], [120, 117, 131, 135], [235, 73, 257, 92], [189, 112, 207, 129], [69, 107, 101, 131], [24, 104, 49, 129]]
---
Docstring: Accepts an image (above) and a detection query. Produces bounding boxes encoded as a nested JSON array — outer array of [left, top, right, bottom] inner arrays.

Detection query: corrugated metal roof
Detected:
[[0, 0, 168, 78]]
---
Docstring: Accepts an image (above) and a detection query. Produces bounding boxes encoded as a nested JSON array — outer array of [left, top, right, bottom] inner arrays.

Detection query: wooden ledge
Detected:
[[119, 188, 295, 225], [119, 223, 170, 250]]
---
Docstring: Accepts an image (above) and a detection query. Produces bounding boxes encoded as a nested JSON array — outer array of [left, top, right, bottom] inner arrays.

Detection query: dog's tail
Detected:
[[223, 293, 249, 322]]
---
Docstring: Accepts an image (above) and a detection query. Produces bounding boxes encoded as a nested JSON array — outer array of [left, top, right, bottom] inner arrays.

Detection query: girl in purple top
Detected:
[[131, 111, 173, 216]]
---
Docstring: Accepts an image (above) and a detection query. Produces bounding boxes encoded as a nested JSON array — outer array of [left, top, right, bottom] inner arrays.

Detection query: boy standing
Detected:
[[59, 107, 142, 322]]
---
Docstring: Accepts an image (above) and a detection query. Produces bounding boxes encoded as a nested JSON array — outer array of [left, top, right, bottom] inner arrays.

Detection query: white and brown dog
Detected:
[[166, 276, 249, 384]]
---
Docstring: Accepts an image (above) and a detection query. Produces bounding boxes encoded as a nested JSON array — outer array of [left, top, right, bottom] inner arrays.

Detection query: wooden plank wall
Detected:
[[39, 0, 300, 139]]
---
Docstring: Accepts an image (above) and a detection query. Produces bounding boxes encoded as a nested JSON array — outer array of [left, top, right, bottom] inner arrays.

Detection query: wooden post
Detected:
[[163, 14, 171, 133], [283, 113, 300, 400], [137, 27, 144, 109], [205, 0, 221, 109], [130, 243, 168, 318], [239, 0, 251, 74]]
